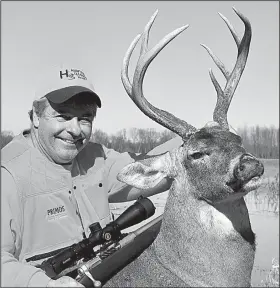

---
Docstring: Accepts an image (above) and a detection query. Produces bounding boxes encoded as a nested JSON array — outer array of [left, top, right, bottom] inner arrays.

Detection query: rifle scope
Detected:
[[39, 196, 155, 278]]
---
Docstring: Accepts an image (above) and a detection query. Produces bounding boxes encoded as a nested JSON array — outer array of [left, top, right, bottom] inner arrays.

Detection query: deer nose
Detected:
[[234, 154, 264, 181]]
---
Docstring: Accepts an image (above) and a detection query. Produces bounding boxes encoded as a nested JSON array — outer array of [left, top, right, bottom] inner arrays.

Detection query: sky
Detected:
[[1, 1, 279, 136]]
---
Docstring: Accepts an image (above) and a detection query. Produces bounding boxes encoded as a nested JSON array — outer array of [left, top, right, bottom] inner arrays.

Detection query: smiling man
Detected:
[[1, 66, 179, 287], [31, 94, 97, 165]]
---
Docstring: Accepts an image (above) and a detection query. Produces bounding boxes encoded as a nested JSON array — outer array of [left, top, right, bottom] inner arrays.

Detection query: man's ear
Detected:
[[117, 152, 176, 189], [32, 106, 40, 128]]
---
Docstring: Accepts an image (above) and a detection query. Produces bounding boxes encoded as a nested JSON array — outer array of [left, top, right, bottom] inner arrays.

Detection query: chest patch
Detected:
[[199, 205, 235, 237], [46, 205, 67, 221]]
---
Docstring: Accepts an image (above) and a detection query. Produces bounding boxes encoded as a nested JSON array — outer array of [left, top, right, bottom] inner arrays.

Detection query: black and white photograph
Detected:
[[1, 1, 279, 287]]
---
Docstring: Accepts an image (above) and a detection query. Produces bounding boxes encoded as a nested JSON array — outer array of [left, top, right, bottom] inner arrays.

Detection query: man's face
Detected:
[[35, 97, 96, 164]]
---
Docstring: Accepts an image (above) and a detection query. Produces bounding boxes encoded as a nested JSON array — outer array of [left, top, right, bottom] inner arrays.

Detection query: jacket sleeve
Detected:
[[1, 168, 51, 287]]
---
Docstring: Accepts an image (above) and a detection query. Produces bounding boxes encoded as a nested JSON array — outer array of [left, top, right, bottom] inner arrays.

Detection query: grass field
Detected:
[[110, 158, 279, 287]]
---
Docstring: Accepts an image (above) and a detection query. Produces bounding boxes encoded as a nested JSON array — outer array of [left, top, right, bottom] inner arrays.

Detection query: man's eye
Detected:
[[80, 118, 92, 123], [190, 152, 204, 160], [57, 115, 72, 121]]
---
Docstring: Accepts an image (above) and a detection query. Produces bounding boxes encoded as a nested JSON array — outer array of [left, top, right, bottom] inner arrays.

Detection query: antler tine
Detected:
[[121, 34, 141, 95], [121, 10, 158, 97], [140, 10, 158, 56], [121, 11, 197, 139], [218, 10, 241, 47], [200, 44, 231, 79], [201, 7, 252, 129]]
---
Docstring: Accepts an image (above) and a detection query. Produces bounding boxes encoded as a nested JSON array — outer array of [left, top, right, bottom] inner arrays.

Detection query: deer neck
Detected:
[[153, 183, 255, 287]]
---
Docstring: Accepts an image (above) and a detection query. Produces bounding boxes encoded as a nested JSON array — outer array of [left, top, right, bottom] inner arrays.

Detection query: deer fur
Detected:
[[105, 126, 263, 287]]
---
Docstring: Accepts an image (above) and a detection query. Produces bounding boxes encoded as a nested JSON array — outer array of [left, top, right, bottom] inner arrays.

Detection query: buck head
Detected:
[[118, 8, 264, 207]]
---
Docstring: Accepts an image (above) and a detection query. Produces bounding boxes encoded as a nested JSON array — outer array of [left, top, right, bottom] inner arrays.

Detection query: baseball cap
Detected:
[[34, 66, 101, 108]]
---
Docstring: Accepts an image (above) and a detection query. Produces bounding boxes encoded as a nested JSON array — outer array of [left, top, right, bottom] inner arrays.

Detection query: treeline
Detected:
[[91, 128, 177, 154], [92, 126, 279, 158], [237, 125, 279, 159], [1, 126, 279, 159]]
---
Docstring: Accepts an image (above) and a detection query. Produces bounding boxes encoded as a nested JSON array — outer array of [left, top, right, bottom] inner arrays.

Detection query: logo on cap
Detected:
[[59, 69, 87, 81]]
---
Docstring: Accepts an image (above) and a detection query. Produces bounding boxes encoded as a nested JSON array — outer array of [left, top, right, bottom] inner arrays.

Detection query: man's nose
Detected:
[[67, 118, 82, 137]]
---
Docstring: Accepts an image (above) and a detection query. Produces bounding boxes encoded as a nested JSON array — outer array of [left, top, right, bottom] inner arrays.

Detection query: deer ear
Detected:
[[117, 152, 174, 189]]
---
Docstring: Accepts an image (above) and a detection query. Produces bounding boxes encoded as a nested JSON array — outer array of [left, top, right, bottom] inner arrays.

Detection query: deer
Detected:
[[104, 8, 264, 287]]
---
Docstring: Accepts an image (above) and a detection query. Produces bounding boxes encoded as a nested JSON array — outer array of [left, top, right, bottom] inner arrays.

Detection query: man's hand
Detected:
[[46, 276, 84, 287]]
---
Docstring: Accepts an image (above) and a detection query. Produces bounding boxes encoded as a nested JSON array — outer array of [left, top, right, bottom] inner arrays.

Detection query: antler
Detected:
[[121, 10, 197, 139], [201, 7, 252, 130]]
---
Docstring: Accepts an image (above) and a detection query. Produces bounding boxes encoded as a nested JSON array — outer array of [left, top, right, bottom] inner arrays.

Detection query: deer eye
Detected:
[[190, 152, 205, 160]]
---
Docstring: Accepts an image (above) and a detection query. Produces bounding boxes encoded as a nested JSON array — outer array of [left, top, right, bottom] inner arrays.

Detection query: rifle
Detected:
[[38, 196, 156, 287]]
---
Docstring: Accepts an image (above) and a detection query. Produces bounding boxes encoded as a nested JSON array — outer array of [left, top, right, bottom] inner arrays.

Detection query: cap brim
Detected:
[[44, 86, 101, 108]]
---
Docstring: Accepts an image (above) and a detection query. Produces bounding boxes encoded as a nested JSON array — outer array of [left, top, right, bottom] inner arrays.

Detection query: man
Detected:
[[1, 66, 182, 287]]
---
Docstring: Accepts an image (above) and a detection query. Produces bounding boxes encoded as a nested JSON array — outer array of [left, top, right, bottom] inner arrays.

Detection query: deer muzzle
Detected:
[[227, 154, 264, 192], [234, 154, 264, 180]]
